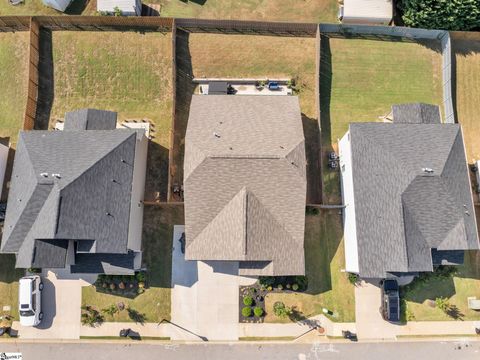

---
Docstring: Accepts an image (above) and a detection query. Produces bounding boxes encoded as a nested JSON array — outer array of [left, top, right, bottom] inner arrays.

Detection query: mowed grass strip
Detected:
[[50, 31, 173, 148], [264, 211, 355, 323], [452, 36, 480, 162], [0, 32, 30, 144], [320, 38, 443, 203], [0, 254, 25, 321], [158, 0, 338, 23], [82, 205, 184, 323]]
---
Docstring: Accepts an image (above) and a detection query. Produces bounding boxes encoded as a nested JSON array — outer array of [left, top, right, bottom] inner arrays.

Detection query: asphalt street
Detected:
[[1, 340, 479, 360]]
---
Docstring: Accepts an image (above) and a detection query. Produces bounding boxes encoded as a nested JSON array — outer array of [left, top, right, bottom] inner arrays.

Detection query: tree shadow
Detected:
[[144, 141, 169, 202], [127, 307, 146, 324], [170, 29, 195, 200], [180, 0, 207, 4], [65, 0, 89, 14], [35, 28, 54, 131], [0, 254, 24, 283], [302, 114, 321, 204], [401, 276, 456, 304], [446, 305, 465, 320]]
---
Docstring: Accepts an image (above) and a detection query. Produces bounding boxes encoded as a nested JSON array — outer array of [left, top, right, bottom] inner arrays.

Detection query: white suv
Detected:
[[18, 275, 43, 327]]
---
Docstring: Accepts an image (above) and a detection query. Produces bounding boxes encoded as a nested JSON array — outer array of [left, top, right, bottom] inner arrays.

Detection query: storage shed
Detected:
[[42, 0, 72, 12], [97, 0, 142, 16], [339, 0, 393, 25]]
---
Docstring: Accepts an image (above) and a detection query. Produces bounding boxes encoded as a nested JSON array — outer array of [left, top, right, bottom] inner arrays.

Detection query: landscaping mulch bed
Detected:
[[239, 285, 267, 323], [94, 274, 147, 299]]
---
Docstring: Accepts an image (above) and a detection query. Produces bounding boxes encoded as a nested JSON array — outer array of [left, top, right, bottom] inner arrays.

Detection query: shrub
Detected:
[[254, 306, 264, 317], [292, 284, 299, 291], [242, 307, 252, 317], [347, 273, 359, 285], [435, 297, 451, 313], [136, 271, 146, 282], [258, 276, 275, 287], [273, 302, 292, 318], [267, 286, 273, 291], [138, 281, 145, 289], [286, 284, 291, 289], [102, 304, 118, 317], [399, 0, 480, 31], [295, 276, 308, 291], [277, 284, 283, 290], [137, 288, 145, 295], [305, 206, 320, 216], [109, 283, 116, 290], [243, 296, 253, 306], [113, 6, 122, 16], [118, 282, 125, 290], [102, 282, 108, 288]]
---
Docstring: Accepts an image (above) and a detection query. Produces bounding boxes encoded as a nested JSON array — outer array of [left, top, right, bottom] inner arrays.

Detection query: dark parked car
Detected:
[[381, 279, 400, 322]]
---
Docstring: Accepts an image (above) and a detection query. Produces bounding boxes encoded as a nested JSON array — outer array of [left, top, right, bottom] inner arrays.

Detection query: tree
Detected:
[[399, 0, 480, 31], [273, 301, 292, 318], [435, 297, 451, 313], [113, 6, 122, 17], [102, 304, 119, 317]]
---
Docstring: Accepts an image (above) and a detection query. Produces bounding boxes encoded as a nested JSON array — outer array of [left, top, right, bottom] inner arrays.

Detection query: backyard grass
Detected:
[[0, 0, 58, 15], [174, 33, 321, 202], [0, 31, 30, 145], [157, 0, 338, 23], [0, 254, 25, 321], [264, 210, 355, 323], [402, 251, 480, 321], [320, 38, 443, 203], [82, 205, 184, 323], [50, 31, 172, 200], [451, 34, 480, 162]]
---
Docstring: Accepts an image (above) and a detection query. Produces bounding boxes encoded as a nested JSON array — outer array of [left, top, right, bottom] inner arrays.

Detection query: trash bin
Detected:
[[119, 328, 131, 337]]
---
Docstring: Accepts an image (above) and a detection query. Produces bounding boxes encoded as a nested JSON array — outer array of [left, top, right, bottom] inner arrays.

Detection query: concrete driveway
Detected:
[[171, 225, 256, 341], [13, 269, 95, 339], [354, 279, 400, 340]]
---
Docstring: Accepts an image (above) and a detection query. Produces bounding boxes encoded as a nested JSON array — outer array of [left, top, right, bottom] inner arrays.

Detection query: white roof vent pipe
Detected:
[[422, 168, 434, 174], [52, 173, 61, 179], [40, 172, 48, 177]]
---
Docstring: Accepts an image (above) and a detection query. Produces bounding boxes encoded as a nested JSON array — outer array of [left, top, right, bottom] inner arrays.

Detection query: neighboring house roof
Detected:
[[392, 103, 441, 124], [1, 123, 140, 269], [342, 0, 392, 24], [64, 109, 117, 131], [184, 95, 307, 276], [348, 123, 478, 278]]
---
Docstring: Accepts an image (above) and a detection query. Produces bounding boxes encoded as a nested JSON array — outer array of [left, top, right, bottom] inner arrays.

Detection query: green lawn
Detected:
[[82, 205, 184, 323], [158, 0, 337, 23], [50, 31, 172, 200], [0, 254, 25, 321], [264, 210, 355, 323], [402, 252, 480, 321], [0, 0, 58, 15], [320, 37, 443, 203], [0, 31, 30, 145]]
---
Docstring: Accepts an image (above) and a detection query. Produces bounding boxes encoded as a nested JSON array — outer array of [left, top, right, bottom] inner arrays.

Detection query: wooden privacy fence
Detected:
[[175, 18, 317, 37], [34, 16, 173, 31], [24, 18, 40, 131]]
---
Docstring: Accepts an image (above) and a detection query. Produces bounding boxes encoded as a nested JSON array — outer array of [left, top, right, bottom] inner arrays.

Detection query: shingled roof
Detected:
[[184, 95, 307, 276], [348, 123, 479, 278], [1, 127, 140, 269], [392, 103, 441, 124]]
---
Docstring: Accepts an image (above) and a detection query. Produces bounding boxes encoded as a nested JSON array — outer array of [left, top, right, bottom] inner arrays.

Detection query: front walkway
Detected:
[[14, 269, 95, 339]]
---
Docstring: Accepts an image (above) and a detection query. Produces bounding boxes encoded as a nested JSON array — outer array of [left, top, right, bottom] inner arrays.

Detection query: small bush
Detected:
[[277, 284, 283, 290], [435, 297, 451, 313], [258, 276, 275, 287], [295, 276, 308, 291], [305, 206, 320, 216], [267, 286, 273, 291], [136, 271, 146, 282], [109, 283, 116, 290], [243, 296, 253, 306], [254, 306, 264, 317], [118, 282, 125, 290], [138, 281, 145, 289], [137, 288, 145, 295], [286, 284, 291, 289], [273, 301, 292, 318], [242, 307, 252, 317], [102, 282, 108, 288], [292, 284, 299, 291], [347, 273, 359, 285], [102, 304, 118, 317]]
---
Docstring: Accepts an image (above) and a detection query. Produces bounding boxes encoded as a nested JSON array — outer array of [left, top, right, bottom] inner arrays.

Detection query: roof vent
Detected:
[[213, 132, 221, 138], [422, 168, 434, 174], [40, 172, 48, 177], [52, 173, 61, 179]]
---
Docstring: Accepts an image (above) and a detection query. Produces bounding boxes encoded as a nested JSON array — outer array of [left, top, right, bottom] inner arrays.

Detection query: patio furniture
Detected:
[[468, 297, 480, 310]]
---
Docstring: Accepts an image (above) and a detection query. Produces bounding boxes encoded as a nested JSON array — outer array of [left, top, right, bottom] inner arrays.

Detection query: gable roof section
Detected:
[[64, 109, 117, 131], [1, 129, 138, 268], [392, 103, 441, 124], [349, 123, 478, 278], [184, 95, 306, 275]]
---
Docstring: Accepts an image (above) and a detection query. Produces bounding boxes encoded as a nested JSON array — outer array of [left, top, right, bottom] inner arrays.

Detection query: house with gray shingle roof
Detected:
[[339, 104, 479, 279], [0, 109, 148, 275], [184, 95, 307, 276]]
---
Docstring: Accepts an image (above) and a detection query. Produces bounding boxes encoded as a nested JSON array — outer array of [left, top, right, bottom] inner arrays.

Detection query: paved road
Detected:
[[1, 340, 479, 360]]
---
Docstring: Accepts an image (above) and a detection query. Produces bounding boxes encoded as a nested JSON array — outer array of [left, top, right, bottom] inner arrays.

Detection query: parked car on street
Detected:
[[381, 279, 400, 323], [18, 275, 43, 327]]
